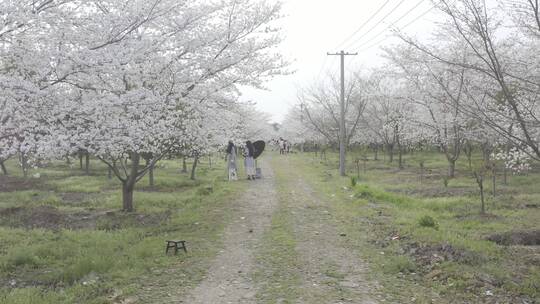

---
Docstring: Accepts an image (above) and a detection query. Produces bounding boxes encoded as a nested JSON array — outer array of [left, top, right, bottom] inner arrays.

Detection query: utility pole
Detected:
[[327, 50, 357, 176]]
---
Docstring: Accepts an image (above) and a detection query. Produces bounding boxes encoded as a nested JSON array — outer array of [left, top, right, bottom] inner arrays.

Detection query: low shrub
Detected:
[[383, 255, 417, 274], [418, 215, 438, 229], [1, 249, 40, 271], [196, 184, 214, 196], [350, 176, 358, 187]]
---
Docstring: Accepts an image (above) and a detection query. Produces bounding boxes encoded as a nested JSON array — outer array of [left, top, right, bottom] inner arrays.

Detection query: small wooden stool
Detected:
[[165, 240, 187, 255]]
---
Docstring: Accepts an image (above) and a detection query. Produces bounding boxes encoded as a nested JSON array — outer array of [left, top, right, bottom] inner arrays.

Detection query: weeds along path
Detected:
[[272, 156, 380, 304], [185, 157, 279, 304]]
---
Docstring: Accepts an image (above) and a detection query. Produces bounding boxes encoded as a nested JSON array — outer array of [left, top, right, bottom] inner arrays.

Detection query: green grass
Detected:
[[0, 155, 246, 303], [289, 150, 540, 303], [48, 176, 110, 193], [2, 150, 538, 303], [254, 207, 301, 303]]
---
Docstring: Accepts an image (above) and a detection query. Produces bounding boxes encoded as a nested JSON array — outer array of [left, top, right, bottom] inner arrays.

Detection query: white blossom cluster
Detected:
[[493, 147, 532, 174], [0, 0, 286, 208]]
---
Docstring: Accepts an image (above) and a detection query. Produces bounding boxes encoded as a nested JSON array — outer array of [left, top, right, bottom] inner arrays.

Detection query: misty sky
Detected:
[[240, 0, 445, 123]]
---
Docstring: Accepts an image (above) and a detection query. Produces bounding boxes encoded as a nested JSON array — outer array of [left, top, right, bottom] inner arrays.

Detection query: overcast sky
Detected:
[[240, 0, 443, 123]]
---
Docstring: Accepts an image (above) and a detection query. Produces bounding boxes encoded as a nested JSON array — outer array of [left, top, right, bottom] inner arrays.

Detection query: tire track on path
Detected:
[[274, 156, 380, 304], [185, 157, 279, 304]]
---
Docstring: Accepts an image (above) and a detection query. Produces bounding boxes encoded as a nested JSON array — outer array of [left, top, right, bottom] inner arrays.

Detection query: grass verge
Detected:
[[289, 151, 539, 303], [0, 156, 245, 303]]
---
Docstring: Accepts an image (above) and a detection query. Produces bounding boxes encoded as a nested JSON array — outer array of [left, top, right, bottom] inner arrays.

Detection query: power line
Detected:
[[348, 0, 425, 50], [322, 1, 426, 80], [343, 0, 407, 50], [355, 5, 436, 53], [334, 0, 392, 50], [397, 5, 436, 31], [321, 2, 435, 80]]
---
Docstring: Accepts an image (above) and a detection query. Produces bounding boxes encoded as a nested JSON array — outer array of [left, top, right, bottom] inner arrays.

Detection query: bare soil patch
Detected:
[[404, 242, 484, 267], [60, 192, 93, 204], [0, 176, 41, 192], [0, 206, 170, 230], [487, 230, 540, 246]]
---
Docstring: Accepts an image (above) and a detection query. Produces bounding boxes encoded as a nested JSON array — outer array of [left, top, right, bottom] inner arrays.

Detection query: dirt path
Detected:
[[178, 155, 379, 304], [277, 157, 380, 303], [184, 158, 279, 303]]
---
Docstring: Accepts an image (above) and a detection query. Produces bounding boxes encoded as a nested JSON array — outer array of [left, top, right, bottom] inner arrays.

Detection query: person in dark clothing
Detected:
[[244, 140, 256, 180], [226, 141, 235, 154]]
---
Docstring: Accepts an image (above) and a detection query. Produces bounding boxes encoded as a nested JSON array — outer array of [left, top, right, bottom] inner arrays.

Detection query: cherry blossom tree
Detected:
[[237, 102, 277, 142], [384, 44, 477, 177], [279, 104, 322, 151], [397, 0, 540, 163], [361, 69, 420, 168], [1, 0, 287, 211], [299, 73, 368, 148]]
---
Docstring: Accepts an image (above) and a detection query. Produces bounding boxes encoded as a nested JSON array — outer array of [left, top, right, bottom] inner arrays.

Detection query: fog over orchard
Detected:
[[278, 0, 539, 184], [0, 0, 539, 210], [0, 1, 539, 303]]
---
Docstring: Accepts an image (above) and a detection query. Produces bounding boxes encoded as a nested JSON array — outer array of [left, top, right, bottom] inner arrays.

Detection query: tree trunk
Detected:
[[20, 154, 28, 178], [464, 143, 473, 171], [492, 166, 496, 199], [0, 161, 7, 176], [79, 153, 83, 169], [85, 152, 90, 175], [122, 182, 135, 212], [482, 143, 492, 163], [398, 145, 403, 169], [448, 159, 456, 178], [190, 156, 199, 180], [181, 156, 187, 173], [388, 145, 394, 163], [503, 165, 508, 185], [503, 142, 511, 185], [480, 181, 485, 215], [474, 172, 485, 215], [146, 159, 154, 187], [208, 155, 212, 169], [374, 145, 378, 161], [121, 152, 140, 212]]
